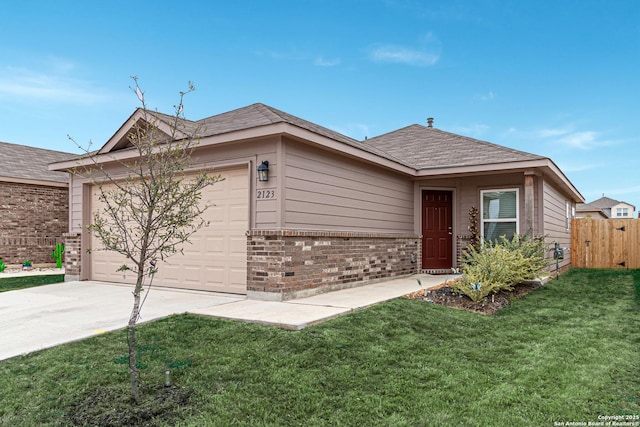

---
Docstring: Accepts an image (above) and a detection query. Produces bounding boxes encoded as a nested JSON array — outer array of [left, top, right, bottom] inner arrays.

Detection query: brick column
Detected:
[[63, 232, 82, 281]]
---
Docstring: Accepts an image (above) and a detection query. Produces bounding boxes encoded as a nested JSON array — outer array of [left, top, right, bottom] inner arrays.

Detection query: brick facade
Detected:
[[247, 230, 420, 300], [0, 182, 68, 265], [63, 232, 81, 281]]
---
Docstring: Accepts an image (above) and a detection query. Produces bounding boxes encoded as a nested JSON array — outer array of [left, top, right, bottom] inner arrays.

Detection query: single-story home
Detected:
[[0, 141, 74, 265], [51, 103, 584, 300]]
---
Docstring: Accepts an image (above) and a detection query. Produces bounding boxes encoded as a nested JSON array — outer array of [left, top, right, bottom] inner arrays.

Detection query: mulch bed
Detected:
[[404, 280, 544, 315]]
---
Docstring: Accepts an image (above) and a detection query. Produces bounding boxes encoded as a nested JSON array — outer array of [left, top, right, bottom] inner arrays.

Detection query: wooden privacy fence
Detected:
[[571, 218, 640, 268]]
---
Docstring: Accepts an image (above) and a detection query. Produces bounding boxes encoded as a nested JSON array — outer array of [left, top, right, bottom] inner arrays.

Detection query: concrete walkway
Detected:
[[192, 273, 457, 330], [0, 274, 456, 360]]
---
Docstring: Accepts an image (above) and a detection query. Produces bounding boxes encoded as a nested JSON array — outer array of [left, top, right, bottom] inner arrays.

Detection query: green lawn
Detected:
[[0, 274, 65, 292], [0, 269, 638, 426]]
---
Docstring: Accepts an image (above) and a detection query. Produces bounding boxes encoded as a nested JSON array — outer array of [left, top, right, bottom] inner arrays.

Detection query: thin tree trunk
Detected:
[[128, 275, 143, 403]]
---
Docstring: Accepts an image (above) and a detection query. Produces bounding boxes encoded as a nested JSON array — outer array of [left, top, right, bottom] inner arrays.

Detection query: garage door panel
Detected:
[[230, 237, 247, 255], [90, 167, 248, 294]]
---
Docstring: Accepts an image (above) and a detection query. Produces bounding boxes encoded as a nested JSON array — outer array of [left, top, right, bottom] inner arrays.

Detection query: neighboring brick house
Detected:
[[51, 104, 583, 300], [0, 141, 74, 265], [576, 196, 637, 219]]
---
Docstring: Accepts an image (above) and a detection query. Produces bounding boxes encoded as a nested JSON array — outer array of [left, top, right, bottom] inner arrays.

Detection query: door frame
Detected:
[[420, 187, 456, 270]]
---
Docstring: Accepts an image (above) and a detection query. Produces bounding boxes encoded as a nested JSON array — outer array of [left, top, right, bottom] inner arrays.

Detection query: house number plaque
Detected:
[[256, 189, 276, 199]]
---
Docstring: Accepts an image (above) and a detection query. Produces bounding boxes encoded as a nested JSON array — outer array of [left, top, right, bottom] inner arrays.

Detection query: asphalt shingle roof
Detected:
[[124, 104, 548, 173], [146, 103, 409, 166], [0, 141, 76, 183], [585, 196, 635, 209], [362, 124, 544, 170]]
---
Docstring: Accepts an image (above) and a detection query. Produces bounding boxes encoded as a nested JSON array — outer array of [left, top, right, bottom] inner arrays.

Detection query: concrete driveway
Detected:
[[0, 281, 244, 361], [1, 274, 455, 361]]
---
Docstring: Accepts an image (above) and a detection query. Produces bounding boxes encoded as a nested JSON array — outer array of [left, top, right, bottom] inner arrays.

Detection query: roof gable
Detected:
[[0, 141, 75, 183], [362, 124, 544, 170], [99, 108, 192, 154]]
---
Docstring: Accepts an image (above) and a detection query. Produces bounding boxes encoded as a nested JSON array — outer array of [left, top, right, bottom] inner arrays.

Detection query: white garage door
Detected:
[[90, 167, 248, 294]]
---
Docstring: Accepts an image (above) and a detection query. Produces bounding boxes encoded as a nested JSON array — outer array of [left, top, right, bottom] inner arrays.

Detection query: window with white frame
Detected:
[[481, 189, 519, 242], [616, 207, 629, 217]]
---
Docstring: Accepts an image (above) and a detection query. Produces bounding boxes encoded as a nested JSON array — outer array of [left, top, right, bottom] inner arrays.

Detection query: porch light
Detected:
[[257, 160, 269, 182]]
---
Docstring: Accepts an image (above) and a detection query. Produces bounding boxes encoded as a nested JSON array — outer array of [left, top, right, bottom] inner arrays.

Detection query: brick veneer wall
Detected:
[[247, 230, 420, 301], [456, 235, 473, 266], [63, 232, 81, 281], [0, 182, 68, 264]]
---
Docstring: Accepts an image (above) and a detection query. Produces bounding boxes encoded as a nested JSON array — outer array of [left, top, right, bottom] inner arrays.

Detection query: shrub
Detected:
[[0, 258, 6, 273], [452, 234, 548, 302]]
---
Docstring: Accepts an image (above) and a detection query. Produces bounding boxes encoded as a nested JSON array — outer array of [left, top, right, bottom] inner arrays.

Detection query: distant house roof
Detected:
[[585, 196, 636, 210], [0, 141, 76, 184], [576, 202, 609, 218], [362, 124, 544, 170]]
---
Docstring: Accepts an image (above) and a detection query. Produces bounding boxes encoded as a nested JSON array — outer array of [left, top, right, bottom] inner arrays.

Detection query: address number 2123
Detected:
[[257, 189, 276, 199]]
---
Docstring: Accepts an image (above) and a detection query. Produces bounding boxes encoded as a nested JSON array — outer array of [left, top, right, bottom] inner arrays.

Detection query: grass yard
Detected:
[[0, 269, 639, 426], [0, 274, 65, 293]]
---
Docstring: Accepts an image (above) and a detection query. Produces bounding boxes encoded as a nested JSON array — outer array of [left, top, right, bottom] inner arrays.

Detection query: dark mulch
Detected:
[[66, 382, 193, 427], [405, 280, 544, 315]]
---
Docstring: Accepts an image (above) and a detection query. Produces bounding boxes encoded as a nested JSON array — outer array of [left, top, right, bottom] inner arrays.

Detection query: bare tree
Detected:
[[70, 77, 221, 402]]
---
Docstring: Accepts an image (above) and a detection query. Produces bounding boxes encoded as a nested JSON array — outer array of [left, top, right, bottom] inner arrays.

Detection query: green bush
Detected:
[[0, 258, 6, 273], [452, 235, 548, 302]]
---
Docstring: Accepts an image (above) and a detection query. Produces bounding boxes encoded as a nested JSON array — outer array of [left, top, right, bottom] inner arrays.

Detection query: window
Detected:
[[481, 189, 519, 242], [616, 207, 629, 217]]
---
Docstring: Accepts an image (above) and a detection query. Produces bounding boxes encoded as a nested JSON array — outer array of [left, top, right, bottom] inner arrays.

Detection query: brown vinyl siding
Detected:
[[67, 137, 279, 233], [542, 178, 572, 269], [283, 142, 414, 233], [418, 173, 526, 238]]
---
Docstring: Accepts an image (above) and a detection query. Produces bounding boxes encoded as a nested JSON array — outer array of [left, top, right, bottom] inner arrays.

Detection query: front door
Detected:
[[422, 190, 453, 270]]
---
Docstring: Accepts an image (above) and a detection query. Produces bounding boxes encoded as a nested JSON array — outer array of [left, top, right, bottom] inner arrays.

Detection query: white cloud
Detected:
[[557, 131, 609, 150], [369, 33, 441, 67], [314, 56, 341, 67], [0, 61, 108, 105], [474, 91, 496, 101], [510, 124, 614, 150], [535, 127, 572, 138], [369, 44, 440, 66]]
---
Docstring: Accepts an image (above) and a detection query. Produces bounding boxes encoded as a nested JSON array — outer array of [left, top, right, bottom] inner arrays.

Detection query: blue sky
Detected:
[[1, 1, 639, 212]]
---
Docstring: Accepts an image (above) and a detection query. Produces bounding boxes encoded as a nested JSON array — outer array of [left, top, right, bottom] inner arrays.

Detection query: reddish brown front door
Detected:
[[422, 190, 453, 269]]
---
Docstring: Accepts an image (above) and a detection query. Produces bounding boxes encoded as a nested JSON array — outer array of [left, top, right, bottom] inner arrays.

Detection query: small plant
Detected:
[[0, 257, 6, 273], [22, 260, 33, 269], [52, 243, 65, 269]]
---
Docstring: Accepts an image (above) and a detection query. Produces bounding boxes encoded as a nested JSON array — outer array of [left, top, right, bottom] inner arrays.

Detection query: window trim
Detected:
[[616, 207, 629, 217], [480, 188, 520, 241]]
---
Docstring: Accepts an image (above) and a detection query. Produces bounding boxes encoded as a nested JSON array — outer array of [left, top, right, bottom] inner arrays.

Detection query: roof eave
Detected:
[[415, 158, 584, 203], [0, 176, 68, 187]]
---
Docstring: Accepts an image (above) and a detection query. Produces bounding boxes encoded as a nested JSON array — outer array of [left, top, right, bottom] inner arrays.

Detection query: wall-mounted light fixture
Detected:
[[257, 160, 269, 182]]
